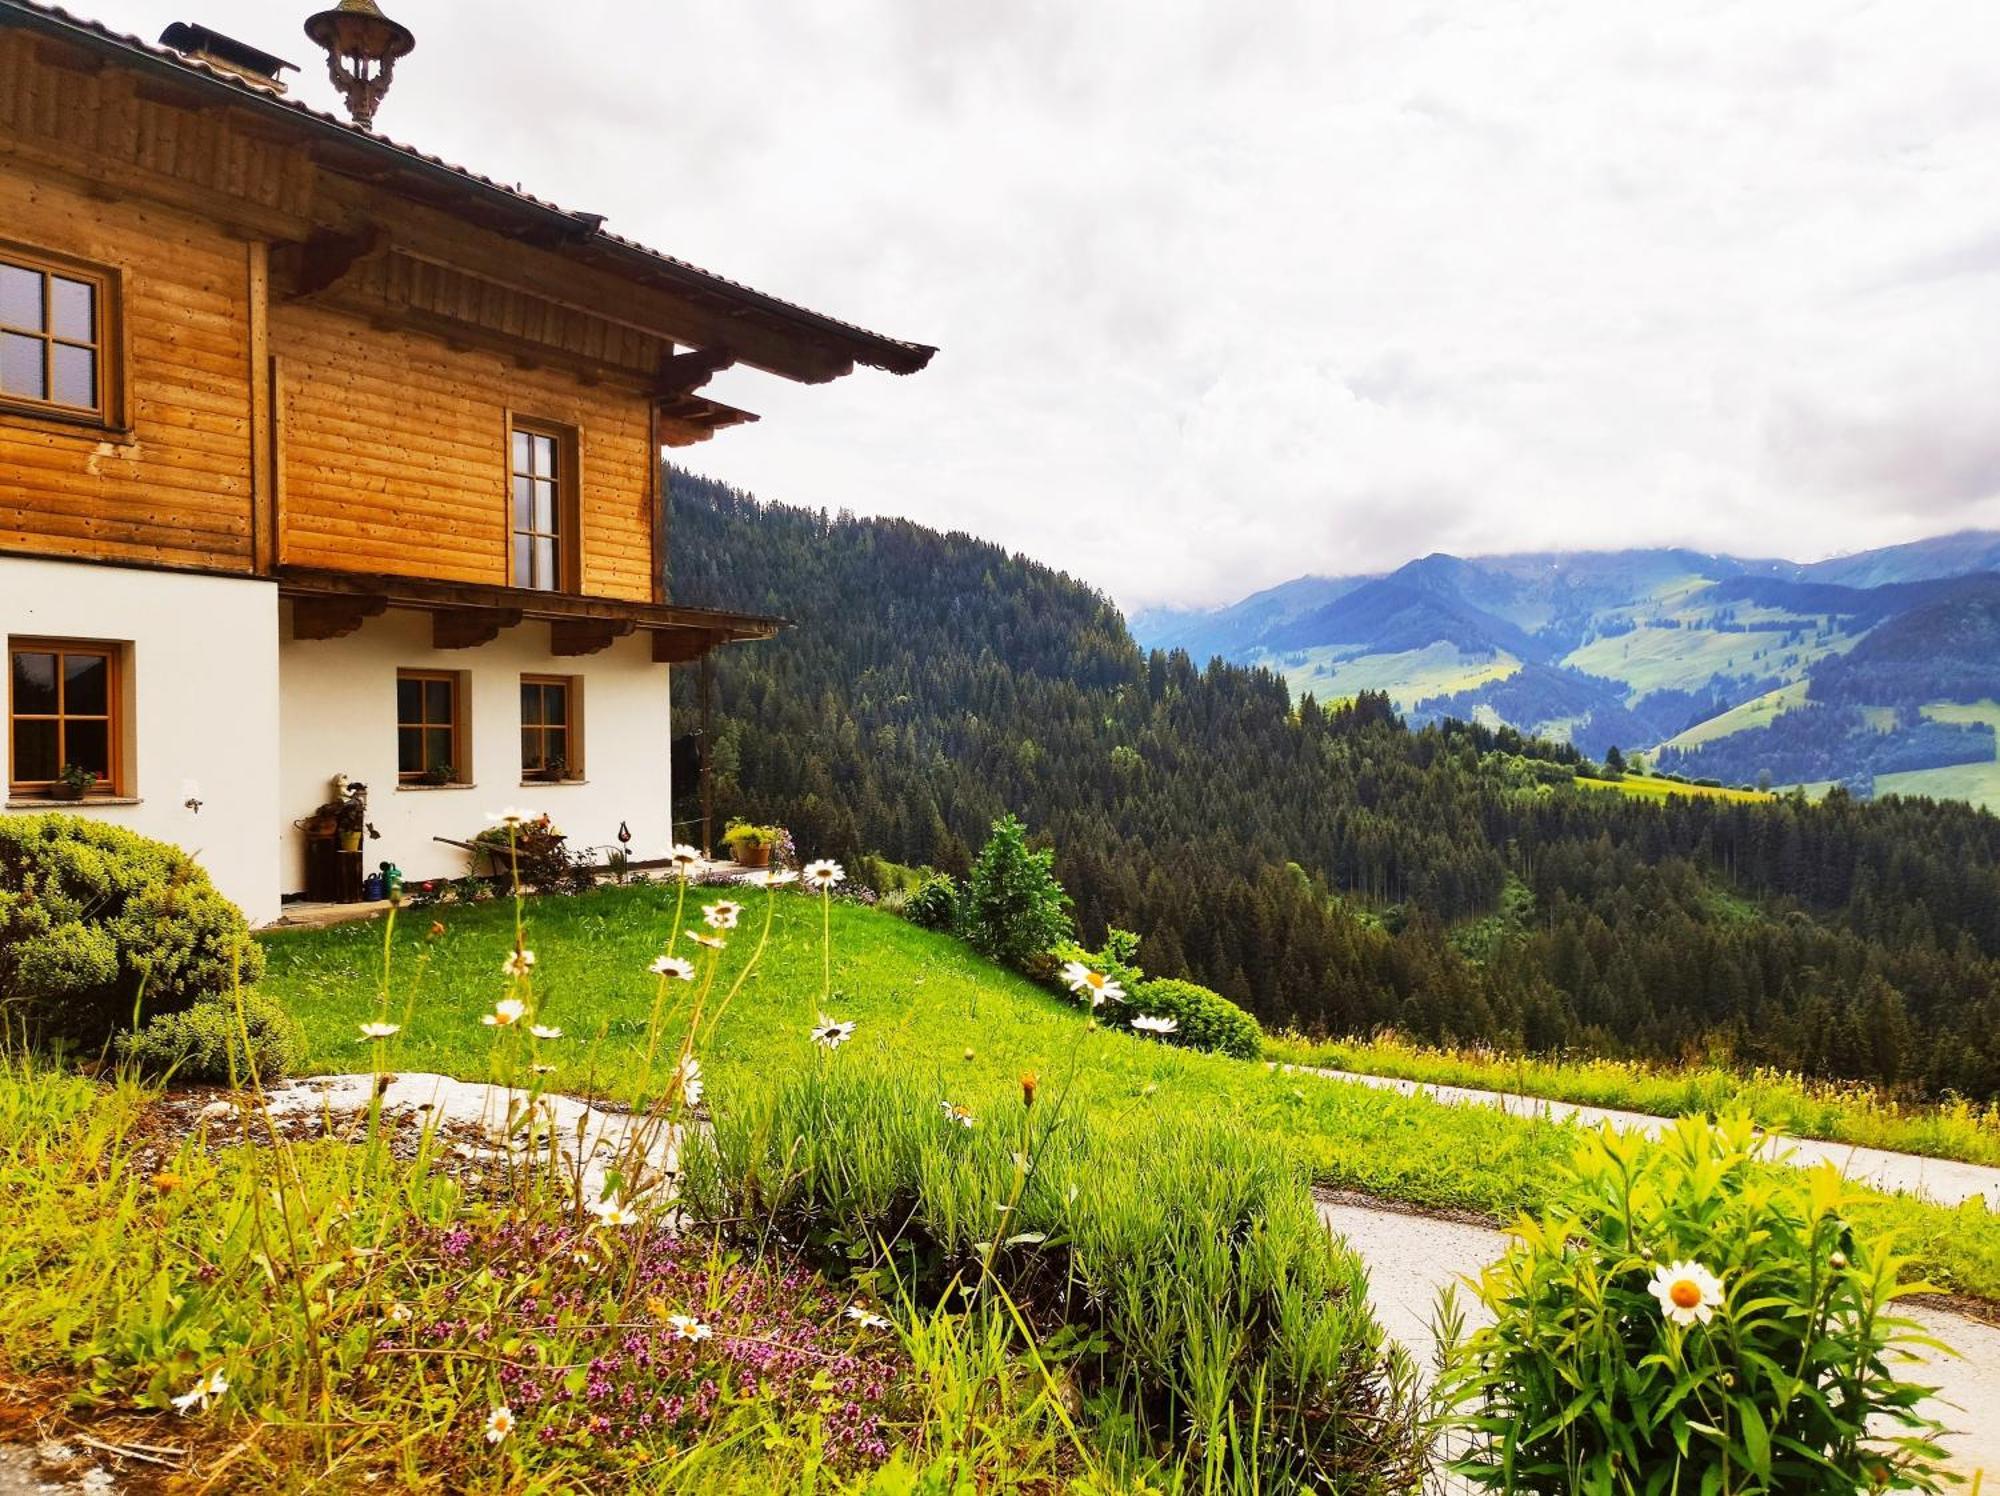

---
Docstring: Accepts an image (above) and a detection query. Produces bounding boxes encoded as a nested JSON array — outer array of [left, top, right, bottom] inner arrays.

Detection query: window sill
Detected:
[[521, 779, 587, 788], [0, 403, 134, 443], [6, 796, 142, 809], [395, 782, 476, 792]]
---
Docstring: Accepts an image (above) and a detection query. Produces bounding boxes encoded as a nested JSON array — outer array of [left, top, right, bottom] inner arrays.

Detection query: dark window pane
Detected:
[[13, 719, 58, 782], [11, 651, 57, 714], [513, 475, 534, 529], [512, 429, 530, 474], [50, 343, 94, 409], [547, 683, 569, 727], [62, 652, 108, 715], [64, 719, 109, 779], [0, 265, 40, 331], [520, 681, 538, 723], [1, 332, 44, 400], [397, 676, 421, 722], [425, 728, 453, 772], [398, 726, 422, 774], [533, 538, 558, 590], [522, 729, 542, 772], [545, 728, 567, 772], [50, 277, 93, 342], [534, 479, 556, 533], [513, 535, 532, 586], [423, 679, 453, 723]]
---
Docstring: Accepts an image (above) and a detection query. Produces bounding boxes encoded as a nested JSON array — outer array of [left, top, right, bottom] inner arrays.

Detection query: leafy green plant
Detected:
[[1440, 1115, 1952, 1493], [720, 820, 787, 853], [961, 814, 1072, 968], [0, 813, 263, 1042], [900, 872, 960, 932], [114, 989, 303, 1085], [1126, 977, 1261, 1060]]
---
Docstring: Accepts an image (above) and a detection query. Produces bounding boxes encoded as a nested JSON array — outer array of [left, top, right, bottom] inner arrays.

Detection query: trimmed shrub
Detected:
[[900, 873, 960, 932], [1126, 977, 1263, 1059], [0, 814, 263, 1042], [960, 815, 1072, 968], [116, 989, 303, 1085], [1441, 1115, 1951, 1493]]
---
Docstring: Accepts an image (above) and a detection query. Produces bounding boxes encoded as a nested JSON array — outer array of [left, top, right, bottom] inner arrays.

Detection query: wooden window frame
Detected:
[[506, 415, 581, 594], [520, 673, 583, 783], [7, 637, 124, 798], [396, 669, 467, 785], [0, 240, 125, 431]]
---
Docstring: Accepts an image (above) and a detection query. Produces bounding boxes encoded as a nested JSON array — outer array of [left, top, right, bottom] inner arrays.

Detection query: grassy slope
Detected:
[[1562, 625, 1846, 697], [1574, 775, 1775, 804], [1659, 681, 1810, 752], [1255, 641, 1519, 708], [260, 885, 1999, 1301]]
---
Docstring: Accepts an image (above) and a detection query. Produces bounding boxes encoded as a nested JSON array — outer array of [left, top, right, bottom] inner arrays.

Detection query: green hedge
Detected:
[[1127, 977, 1263, 1060], [116, 989, 302, 1085], [0, 813, 263, 1042]]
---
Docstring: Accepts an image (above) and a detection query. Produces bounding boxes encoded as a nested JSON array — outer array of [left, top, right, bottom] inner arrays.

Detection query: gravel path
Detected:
[[1320, 1199, 2000, 1482], [1285, 1065, 2000, 1207]]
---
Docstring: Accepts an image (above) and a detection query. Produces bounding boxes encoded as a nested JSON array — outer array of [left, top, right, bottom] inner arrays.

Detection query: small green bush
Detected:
[[1440, 1115, 1951, 1493], [901, 872, 960, 932], [1127, 977, 1262, 1059], [0, 814, 263, 1042], [960, 815, 1072, 968], [116, 990, 303, 1085]]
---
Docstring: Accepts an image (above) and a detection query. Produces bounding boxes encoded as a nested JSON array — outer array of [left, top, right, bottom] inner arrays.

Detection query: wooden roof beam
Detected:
[[272, 224, 385, 300], [433, 606, 523, 650], [292, 593, 387, 641], [652, 628, 730, 664], [550, 618, 637, 656]]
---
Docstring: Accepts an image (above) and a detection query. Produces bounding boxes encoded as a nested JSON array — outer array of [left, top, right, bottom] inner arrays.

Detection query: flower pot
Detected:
[[734, 842, 772, 868], [339, 831, 364, 852], [48, 781, 88, 802]]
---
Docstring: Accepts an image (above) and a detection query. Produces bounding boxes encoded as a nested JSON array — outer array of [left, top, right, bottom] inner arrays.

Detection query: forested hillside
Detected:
[[668, 471, 2000, 1098]]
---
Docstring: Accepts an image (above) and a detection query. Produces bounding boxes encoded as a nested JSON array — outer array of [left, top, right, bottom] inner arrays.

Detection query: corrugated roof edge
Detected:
[[0, 0, 937, 377]]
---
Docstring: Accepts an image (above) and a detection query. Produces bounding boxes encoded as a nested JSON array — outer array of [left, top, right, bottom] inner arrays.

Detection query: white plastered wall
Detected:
[[276, 603, 674, 893], [2, 554, 282, 922]]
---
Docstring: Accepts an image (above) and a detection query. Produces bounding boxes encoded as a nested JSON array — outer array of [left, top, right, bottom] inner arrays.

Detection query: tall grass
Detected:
[[1269, 1031, 2000, 1169]]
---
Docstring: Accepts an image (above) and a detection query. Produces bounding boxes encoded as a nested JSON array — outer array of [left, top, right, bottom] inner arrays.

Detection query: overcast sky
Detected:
[[104, 0, 2000, 609]]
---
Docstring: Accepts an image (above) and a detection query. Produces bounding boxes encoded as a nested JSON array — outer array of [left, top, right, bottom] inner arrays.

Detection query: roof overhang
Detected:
[[275, 566, 783, 662], [0, 1, 937, 385]]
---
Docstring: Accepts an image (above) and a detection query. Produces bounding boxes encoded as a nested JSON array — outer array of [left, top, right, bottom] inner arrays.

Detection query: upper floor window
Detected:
[[9, 638, 120, 797], [510, 420, 576, 592], [0, 248, 116, 423]]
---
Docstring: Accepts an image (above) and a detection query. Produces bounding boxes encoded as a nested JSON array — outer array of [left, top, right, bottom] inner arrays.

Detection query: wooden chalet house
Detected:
[[0, 0, 932, 921]]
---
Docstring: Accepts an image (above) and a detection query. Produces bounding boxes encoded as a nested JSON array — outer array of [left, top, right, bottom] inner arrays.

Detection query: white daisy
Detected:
[[940, 1100, 976, 1128], [485, 808, 533, 826], [529, 1024, 562, 1040], [810, 1015, 857, 1049], [703, 901, 743, 930], [482, 997, 527, 1028], [676, 1054, 704, 1107], [484, 1405, 515, 1444], [358, 1020, 400, 1040], [170, 1366, 228, 1415], [746, 868, 800, 887], [666, 1313, 713, 1342], [1130, 1014, 1178, 1037], [588, 1197, 640, 1228], [802, 859, 845, 891], [844, 1305, 893, 1331], [501, 948, 536, 978], [1648, 1260, 1724, 1327], [667, 843, 702, 868], [1061, 964, 1126, 1008], [650, 954, 696, 980], [688, 931, 727, 951]]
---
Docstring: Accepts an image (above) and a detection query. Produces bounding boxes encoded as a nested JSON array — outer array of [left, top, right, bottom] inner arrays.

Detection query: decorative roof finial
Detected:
[[304, 0, 415, 130]]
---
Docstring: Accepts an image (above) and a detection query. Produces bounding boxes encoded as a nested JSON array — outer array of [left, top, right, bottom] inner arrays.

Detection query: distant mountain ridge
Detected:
[[1132, 532, 2000, 809]]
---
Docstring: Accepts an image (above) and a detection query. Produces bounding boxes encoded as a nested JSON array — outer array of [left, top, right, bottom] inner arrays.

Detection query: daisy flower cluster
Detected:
[[1060, 962, 1179, 1040]]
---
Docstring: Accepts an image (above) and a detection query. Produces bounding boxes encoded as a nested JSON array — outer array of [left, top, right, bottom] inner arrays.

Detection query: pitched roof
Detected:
[[0, 0, 936, 381]]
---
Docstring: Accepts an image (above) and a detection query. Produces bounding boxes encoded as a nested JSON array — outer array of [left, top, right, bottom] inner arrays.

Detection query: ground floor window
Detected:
[[397, 670, 464, 784], [521, 674, 581, 781], [8, 637, 119, 796]]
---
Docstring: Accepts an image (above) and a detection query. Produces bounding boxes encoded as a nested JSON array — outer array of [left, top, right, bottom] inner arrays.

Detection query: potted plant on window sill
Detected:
[[419, 763, 456, 788], [48, 763, 98, 802], [523, 756, 568, 785], [721, 820, 787, 869]]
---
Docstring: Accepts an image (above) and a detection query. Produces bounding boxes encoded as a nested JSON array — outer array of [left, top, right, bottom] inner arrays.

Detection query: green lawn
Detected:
[[259, 885, 2000, 1301], [1658, 681, 1810, 753], [1574, 774, 1774, 804], [1254, 641, 1520, 710]]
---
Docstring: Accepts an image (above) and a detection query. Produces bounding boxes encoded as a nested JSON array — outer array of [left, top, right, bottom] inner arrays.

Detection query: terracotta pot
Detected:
[[49, 781, 88, 802], [734, 842, 772, 868]]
